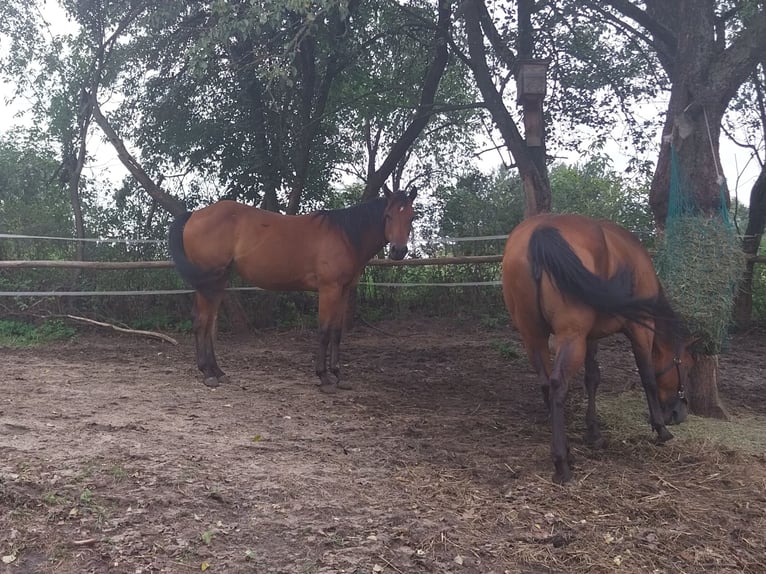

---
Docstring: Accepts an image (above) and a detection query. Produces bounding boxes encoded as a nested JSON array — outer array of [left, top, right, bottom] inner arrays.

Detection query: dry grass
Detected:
[[383, 387, 766, 573]]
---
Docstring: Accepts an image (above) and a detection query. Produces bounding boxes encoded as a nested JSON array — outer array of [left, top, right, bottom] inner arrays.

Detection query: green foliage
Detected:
[[432, 168, 524, 255], [752, 264, 766, 320], [0, 319, 76, 347], [103, 0, 480, 211], [0, 133, 73, 259], [549, 156, 654, 237], [431, 157, 654, 259]]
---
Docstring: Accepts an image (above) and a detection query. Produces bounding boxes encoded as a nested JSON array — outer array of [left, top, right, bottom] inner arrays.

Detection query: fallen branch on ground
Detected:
[[65, 314, 178, 345]]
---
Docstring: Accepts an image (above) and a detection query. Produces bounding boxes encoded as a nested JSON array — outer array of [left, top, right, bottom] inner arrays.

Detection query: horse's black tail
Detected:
[[168, 212, 226, 295], [528, 225, 660, 325]]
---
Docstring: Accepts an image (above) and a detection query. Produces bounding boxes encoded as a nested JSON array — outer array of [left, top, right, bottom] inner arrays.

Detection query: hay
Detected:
[[597, 390, 766, 454], [655, 215, 744, 354]]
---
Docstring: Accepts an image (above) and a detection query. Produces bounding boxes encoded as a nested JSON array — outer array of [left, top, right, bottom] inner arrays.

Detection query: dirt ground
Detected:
[[1, 317, 765, 574]]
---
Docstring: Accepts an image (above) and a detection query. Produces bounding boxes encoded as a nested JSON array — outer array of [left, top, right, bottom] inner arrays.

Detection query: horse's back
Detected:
[[182, 200, 352, 291], [502, 213, 658, 340], [182, 200, 279, 268]]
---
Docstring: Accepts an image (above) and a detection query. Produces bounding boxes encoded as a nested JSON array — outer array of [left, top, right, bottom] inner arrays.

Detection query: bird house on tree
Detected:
[[515, 59, 549, 147]]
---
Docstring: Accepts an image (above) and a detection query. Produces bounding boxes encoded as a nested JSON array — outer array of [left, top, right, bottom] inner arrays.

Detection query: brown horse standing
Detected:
[[168, 187, 417, 393], [502, 213, 694, 483]]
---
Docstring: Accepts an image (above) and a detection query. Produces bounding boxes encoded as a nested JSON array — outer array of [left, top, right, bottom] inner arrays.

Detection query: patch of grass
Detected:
[[598, 391, 766, 454], [107, 465, 128, 480], [79, 488, 94, 504], [490, 339, 522, 361], [480, 314, 507, 330], [42, 492, 68, 505], [0, 319, 76, 347], [201, 529, 215, 545]]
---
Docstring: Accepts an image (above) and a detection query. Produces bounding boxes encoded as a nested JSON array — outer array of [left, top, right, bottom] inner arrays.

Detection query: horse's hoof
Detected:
[[336, 380, 353, 390], [218, 375, 231, 385], [584, 431, 606, 449], [203, 376, 220, 388], [552, 469, 572, 485], [319, 383, 338, 394], [656, 427, 674, 443], [589, 436, 606, 450]]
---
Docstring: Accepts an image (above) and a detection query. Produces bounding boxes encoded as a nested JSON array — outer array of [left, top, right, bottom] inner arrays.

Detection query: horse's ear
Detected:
[[407, 186, 418, 201], [382, 184, 392, 198]]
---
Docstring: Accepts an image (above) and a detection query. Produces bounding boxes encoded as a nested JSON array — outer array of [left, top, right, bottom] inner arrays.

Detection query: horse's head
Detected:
[[654, 337, 696, 425], [382, 186, 417, 260]]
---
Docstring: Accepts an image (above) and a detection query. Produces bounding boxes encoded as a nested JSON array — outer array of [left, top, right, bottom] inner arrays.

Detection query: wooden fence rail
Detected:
[[2, 254, 766, 270], [0, 255, 506, 270]]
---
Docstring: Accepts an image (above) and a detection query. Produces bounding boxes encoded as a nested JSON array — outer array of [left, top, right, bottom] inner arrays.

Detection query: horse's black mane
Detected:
[[313, 192, 409, 252]]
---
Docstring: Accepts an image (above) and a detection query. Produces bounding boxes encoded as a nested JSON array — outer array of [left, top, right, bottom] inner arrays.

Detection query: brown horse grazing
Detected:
[[502, 213, 694, 484], [168, 187, 417, 393]]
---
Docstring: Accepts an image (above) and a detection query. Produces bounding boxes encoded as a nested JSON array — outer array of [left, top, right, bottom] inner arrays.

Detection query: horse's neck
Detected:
[[356, 226, 387, 263], [339, 198, 387, 264], [653, 312, 680, 354]]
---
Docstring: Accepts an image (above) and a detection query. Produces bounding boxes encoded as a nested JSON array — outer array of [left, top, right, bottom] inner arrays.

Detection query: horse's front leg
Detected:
[[628, 331, 674, 443], [315, 326, 334, 389], [635, 354, 673, 442], [329, 327, 351, 389], [583, 340, 605, 448], [316, 285, 346, 393]]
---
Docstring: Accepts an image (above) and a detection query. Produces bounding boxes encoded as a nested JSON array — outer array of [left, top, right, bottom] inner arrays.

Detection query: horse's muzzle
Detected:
[[389, 245, 408, 260], [663, 397, 688, 425]]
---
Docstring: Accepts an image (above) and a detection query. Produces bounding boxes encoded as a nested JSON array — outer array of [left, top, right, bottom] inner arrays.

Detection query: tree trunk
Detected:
[[652, 106, 730, 419], [67, 172, 86, 261], [647, 3, 727, 419], [461, 0, 551, 216], [244, 77, 282, 212], [601, 0, 766, 419], [650, 103, 727, 225], [687, 355, 728, 420], [733, 166, 766, 328]]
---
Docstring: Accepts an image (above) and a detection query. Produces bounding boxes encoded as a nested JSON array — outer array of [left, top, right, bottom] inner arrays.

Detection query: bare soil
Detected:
[[1, 318, 765, 573]]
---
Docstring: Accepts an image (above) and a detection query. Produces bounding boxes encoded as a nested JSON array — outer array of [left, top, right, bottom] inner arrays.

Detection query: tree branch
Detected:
[[363, 0, 451, 198], [91, 99, 187, 216], [593, 0, 677, 74], [709, 9, 766, 109]]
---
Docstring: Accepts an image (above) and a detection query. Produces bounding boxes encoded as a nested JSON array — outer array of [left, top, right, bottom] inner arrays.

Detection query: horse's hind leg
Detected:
[[583, 340, 605, 448], [548, 337, 587, 484], [192, 289, 229, 387], [522, 335, 552, 412]]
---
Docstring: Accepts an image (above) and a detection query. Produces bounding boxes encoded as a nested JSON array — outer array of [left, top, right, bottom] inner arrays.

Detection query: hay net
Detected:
[[654, 145, 744, 354]]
